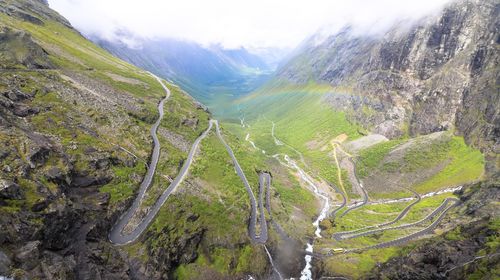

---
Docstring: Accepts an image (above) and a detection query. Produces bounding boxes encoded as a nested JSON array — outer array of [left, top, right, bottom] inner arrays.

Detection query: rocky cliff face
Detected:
[[277, 0, 499, 173], [0, 0, 71, 27]]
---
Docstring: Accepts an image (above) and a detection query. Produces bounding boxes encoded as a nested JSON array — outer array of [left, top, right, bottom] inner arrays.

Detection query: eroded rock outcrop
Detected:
[[0, 27, 53, 69]]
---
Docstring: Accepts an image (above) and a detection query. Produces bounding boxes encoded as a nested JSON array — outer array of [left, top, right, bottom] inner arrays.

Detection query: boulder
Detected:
[[5, 6, 44, 25], [26, 145, 50, 168], [13, 105, 40, 117], [45, 167, 69, 186], [2, 165, 12, 173], [0, 250, 11, 275], [0, 28, 53, 69], [0, 179, 23, 200], [0, 150, 10, 160], [4, 89, 32, 102], [70, 175, 111, 188], [31, 200, 49, 212], [181, 117, 198, 128], [15, 241, 41, 270]]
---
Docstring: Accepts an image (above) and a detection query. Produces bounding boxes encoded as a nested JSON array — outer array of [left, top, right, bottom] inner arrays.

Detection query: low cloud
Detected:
[[49, 0, 454, 49]]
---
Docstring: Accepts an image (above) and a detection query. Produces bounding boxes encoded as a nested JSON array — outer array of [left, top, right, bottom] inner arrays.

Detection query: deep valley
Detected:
[[0, 0, 498, 279]]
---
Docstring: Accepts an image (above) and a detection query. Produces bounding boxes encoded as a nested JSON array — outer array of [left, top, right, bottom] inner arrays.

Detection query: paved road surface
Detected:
[[324, 197, 459, 256], [328, 181, 347, 218], [343, 197, 458, 241], [333, 188, 422, 240], [215, 121, 268, 243], [109, 76, 212, 245], [338, 158, 368, 218], [263, 173, 289, 240], [347, 198, 459, 253]]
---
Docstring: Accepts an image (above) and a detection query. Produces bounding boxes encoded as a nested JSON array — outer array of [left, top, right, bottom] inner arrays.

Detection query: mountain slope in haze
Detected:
[[269, 0, 498, 167], [94, 36, 279, 111], [237, 0, 498, 167]]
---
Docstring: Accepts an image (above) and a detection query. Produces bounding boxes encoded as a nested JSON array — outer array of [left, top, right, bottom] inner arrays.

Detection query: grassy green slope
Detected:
[[231, 79, 484, 196], [356, 133, 484, 198], [226, 81, 364, 191]]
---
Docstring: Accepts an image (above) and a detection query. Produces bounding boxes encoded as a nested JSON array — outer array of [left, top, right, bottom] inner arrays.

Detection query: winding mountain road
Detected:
[[109, 75, 215, 244], [345, 197, 460, 253], [325, 143, 457, 250], [214, 121, 268, 243], [344, 197, 458, 241], [334, 155, 368, 219], [109, 74, 170, 245], [332, 188, 421, 240], [263, 173, 289, 240], [326, 143, 449, 248], [106, 85, 285, 279], [239, 117, 462, 266], [324, 197, 459, 256], [328, 182, 347, 219], [338, 183, 368, 218], [109, 87, 274, 245]]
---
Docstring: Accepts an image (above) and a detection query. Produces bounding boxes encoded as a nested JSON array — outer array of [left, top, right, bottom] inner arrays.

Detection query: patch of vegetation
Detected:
[[322, 247, 400, 279], [174, 263, 201, 280], [341, 169, 360, 199], [355, 133, 484, 195], [356, 139, 403, 178], [100, 164, 146, 203], [242, 90, 361, 150], [228, 91, 362, 198], [413, 136, 484, 193], [161, 85, 210, 142], [272, 170, 317, 218]]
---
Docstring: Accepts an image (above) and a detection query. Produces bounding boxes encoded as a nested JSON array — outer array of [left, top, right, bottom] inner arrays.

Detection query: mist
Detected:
[[48, 0, 455, 49]]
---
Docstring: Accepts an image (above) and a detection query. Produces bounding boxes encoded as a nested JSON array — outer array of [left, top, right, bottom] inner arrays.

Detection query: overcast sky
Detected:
[[48, 0, 453, 49]]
